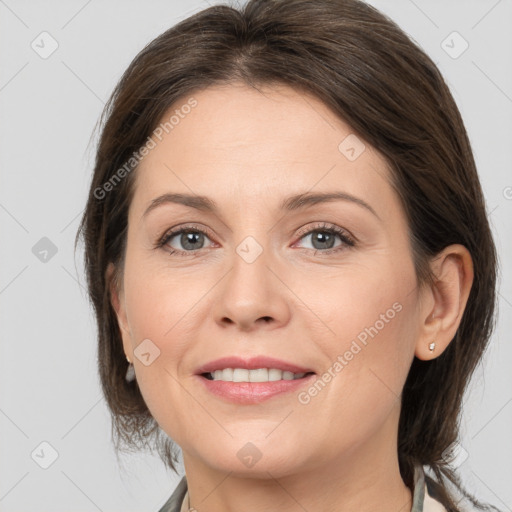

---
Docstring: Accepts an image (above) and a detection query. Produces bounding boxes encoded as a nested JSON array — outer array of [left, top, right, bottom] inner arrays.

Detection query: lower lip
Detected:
[[196, 373, 316, 404]]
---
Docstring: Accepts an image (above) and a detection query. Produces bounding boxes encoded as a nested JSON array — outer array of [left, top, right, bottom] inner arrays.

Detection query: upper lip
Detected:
[[196, 356, 315, 375]]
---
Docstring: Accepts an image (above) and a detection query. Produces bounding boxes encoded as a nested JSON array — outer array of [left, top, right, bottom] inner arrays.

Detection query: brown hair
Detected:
[[77, 0, 499, 509]]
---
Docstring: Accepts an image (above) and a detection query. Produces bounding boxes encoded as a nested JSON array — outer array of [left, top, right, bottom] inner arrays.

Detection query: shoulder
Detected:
[[157, 476, 188, 512]]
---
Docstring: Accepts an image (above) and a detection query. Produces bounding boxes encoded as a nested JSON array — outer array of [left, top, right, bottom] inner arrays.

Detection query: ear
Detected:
[[415, 244, 474, 361], [107, 262, 133, 362]]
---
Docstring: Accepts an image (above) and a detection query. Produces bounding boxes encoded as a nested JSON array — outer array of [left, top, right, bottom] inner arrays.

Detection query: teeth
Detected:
[[208, 368, 308, 382], [247, 368, 268, 382], [268, 368, 282, 381]]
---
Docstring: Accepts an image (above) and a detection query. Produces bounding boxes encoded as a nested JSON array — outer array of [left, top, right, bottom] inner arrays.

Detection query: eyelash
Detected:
[[155, 221, 356, 257]]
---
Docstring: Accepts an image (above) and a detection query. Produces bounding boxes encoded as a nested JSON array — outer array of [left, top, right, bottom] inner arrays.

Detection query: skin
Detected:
[[110, 82, 473, 512]]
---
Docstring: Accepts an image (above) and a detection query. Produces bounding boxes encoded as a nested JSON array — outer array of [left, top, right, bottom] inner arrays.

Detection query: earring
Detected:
[[429, 341, 436, 352], [125, 357, 135, 382]]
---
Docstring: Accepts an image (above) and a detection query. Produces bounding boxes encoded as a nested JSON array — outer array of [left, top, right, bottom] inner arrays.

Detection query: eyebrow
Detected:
[[142, 191, 380, 220]]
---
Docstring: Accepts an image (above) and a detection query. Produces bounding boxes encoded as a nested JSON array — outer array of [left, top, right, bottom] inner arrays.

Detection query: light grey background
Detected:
[[0, 0, 511, 510]]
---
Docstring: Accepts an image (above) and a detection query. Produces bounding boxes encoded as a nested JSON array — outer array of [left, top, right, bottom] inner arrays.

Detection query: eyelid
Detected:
[[293, 221, 355, 245]]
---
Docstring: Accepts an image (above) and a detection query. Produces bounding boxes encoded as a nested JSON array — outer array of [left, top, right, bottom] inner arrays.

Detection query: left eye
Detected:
[[294, 223, 355, 252], [297, 229, 344, 251]]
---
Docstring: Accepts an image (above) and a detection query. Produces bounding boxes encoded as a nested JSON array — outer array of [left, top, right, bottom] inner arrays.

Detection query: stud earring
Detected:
[[429, 342, 436, 352], [125, 356, 135, 382]]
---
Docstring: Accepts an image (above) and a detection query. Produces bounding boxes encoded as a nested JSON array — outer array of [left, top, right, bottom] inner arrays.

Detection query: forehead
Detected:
[[131, 82, 397, 219]]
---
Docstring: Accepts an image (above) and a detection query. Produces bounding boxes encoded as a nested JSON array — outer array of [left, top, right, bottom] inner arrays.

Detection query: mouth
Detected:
[[194, 356, 317, 404], [201, 368, 316, 382]]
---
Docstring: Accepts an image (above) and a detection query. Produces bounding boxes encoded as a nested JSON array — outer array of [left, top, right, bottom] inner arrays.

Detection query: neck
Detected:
[[180, 416, 412, 512]]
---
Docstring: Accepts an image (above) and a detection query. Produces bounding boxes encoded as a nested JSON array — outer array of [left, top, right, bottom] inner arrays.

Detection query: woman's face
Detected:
[[113, 82, 428, 477]]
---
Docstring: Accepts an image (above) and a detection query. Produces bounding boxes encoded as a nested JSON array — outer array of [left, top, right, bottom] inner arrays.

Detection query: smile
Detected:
[[203, 368, 314, 382]]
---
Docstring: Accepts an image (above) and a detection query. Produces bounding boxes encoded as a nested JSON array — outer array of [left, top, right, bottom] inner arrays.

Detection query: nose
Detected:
[[212, 240, 292, 333]]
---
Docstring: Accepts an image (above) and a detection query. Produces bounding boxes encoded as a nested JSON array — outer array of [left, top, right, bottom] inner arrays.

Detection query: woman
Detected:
[[77, 1, 500, 511]]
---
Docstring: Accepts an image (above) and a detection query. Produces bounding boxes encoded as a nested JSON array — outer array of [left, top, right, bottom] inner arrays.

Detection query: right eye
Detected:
[[158, 226, 215, 256]]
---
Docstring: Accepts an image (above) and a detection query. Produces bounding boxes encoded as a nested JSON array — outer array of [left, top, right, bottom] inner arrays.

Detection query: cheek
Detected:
[[302, 259, 418, 424], [121, 260, 206, 425], [123, 256, 209, 345], [310, 256, 415, 353]]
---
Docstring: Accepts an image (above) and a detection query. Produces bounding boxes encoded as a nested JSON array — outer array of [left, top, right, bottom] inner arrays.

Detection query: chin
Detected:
[[208, 454, 303, 479], [194, 437, 309, 478]]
